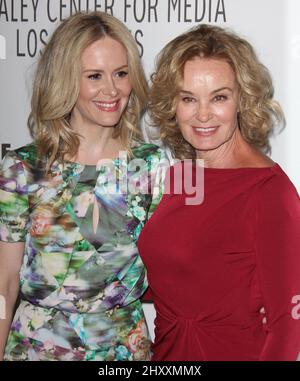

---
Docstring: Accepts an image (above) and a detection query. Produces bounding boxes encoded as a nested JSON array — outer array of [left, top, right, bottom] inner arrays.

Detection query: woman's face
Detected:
[[72, 37, 132, 130], [175, 57, 240, 157]]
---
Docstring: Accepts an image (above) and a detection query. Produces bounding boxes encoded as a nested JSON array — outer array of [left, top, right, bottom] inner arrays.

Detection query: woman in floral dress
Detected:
[[0, 12, 166, 361]]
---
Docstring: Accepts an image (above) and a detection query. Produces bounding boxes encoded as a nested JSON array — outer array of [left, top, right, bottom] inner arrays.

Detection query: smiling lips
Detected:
[[193, 126, 219, 136], [94, 100, 119, 112]]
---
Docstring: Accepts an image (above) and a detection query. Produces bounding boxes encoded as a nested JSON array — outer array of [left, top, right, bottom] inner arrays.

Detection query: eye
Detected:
[[213, 94, 228, 102], [182, 97, 196, 103], [115, 70, 129, 78], [88, 73, 101, 80]]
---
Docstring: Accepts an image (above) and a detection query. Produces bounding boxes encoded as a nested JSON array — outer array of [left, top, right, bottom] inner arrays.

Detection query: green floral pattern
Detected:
[[0, 143, 167, 361]]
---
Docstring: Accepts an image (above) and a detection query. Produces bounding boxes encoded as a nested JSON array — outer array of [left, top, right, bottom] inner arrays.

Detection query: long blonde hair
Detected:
[[149, 24, 284, 159], [28, 11, 148, 171]]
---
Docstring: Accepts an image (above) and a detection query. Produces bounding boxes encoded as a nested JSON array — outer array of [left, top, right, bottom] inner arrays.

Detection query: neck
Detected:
[[69, 116, 125, 165], [196, 128, 249, 168]]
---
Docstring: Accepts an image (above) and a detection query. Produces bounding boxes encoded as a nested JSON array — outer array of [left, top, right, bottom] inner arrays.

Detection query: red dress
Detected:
[[138, 163, 300, 360]]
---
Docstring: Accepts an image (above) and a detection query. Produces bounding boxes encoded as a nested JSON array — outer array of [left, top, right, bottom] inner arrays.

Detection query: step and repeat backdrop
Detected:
[[1, 0, 300, 338]]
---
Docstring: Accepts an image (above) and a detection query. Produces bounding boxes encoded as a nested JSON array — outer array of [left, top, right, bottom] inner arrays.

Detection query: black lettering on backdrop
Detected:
[[184, 0, 191, 22], [124, 0, 131, 22], [0, 0, 9, 21], [60, 0, 67, 21], [85, 0, 114, 14], [168, 0, 226, 23], [27, 29, 37, 57], [104, 0, 114, 15], [2, 0, 115, 22], [32, 0, 38, 21], [45, 0, 114, 22], [215, 0, 226, 22], [0, 0, 39, 21], [11, 0, 17, 22], [168, 0, 180, 22], [40, 29, 48, 49], [135, 29, 144, 57], [70, 0, 81, 14], [124, 0, 158, 23], [16, 30, 25, 57], [17, 28, 48, 57], [196, 0, 206, 22], [149, 0, 158, 22], [21, 0, 29, 22], [134, 0, 146, 23], [1, 0, 226, 59], [208, 0, 212, 21], [47, 0, 57, 22]]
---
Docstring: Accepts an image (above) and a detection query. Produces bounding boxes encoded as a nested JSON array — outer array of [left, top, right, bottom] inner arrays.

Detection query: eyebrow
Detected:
[[82, 65, 129, 73], [179, 87, 233, 95]]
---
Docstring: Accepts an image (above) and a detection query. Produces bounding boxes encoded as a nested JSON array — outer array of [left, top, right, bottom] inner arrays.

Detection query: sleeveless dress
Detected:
[[0, 143, 166, 361]]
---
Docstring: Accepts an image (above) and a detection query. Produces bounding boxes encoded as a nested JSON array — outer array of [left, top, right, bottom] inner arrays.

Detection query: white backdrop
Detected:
[[1, 0, 300, 340]]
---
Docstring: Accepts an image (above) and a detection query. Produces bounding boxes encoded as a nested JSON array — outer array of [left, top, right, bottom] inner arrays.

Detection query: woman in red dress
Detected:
[[138, 24, 300, 360]]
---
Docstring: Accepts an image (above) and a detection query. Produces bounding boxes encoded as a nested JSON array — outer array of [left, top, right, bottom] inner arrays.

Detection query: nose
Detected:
[[101, 77, 118, 97], [195, 101, 212, 123]]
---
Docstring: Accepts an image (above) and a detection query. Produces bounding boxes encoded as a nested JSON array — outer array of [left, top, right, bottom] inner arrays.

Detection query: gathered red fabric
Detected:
[[138, 163, 300, 360]]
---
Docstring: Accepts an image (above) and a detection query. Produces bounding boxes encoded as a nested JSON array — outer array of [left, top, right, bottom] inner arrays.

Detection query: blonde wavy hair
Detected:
[[28, 11, 148, 172], [149, 24, 284, 159]]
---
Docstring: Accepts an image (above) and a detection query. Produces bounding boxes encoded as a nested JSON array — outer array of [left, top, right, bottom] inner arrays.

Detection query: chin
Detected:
[[97, 117, 122, 127], [191, 142, 216, 151]]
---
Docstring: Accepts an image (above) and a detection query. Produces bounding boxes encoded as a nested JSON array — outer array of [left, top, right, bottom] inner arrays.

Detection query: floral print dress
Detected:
[[0, 143, 166, 361]]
